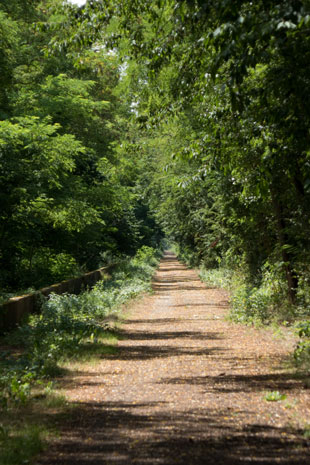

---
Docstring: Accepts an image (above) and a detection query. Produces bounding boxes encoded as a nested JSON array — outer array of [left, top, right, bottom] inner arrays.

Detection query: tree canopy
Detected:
[[95, 0, 310, 308], [0, 0, 162, 292], [1, 0, 310, 315]]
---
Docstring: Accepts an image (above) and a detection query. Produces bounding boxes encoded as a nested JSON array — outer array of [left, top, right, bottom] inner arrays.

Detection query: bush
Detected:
[[174, 245, 200, 268], [132, 245, 160, 266], [295, 265, 310, 317], [230, 284, 273, 325], [230, 261, 296, 325]]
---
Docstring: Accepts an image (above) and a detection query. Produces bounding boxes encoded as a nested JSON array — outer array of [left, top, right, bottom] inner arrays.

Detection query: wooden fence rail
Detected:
[[0, 264, 115, 332]]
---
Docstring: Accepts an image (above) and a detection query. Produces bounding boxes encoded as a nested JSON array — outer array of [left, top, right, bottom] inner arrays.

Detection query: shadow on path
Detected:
[[158, 372, 303, 394], [103, 344, 225, 361], [117, 329, 224, 342], [38, 400, 310, 465]]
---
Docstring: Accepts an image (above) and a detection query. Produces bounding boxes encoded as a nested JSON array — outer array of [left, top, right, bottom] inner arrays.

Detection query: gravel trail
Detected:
[[37, 252, 310, 464]]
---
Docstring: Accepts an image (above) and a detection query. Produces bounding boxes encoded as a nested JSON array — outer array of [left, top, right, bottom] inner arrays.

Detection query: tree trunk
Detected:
[[271, 190, 298, 305]]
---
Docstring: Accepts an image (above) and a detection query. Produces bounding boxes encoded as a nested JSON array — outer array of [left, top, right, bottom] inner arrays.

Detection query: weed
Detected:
[[264, 391, 287, 402]]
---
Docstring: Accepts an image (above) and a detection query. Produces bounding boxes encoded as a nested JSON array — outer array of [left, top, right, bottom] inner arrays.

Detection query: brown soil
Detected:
[[36, 252, 310, 464]]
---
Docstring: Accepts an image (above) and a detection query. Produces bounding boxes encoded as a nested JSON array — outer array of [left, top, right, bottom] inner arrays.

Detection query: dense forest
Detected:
[[0, 0, 162, 296], [1, 0, 310, 324]]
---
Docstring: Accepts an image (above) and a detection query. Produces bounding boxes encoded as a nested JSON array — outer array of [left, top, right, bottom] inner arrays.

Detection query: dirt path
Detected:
[[37, 252, 310, 464]]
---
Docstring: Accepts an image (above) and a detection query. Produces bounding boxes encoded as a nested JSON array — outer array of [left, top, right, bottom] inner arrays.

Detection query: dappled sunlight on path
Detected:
[[37, 252, 310, 465]]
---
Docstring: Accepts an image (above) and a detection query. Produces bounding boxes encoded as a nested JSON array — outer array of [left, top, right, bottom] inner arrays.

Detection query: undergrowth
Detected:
[[294, 320, 310, 369], [0, 245, 161, 464], [199, 267, 233, 290], [198, 261, 310, 372]]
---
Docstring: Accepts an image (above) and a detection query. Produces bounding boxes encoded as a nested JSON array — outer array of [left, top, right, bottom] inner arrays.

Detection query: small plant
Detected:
[[0, 424, 9, 441], [303, 424, 310, 439], [264, 391, 287, 402], [294, 320, 310, 368]]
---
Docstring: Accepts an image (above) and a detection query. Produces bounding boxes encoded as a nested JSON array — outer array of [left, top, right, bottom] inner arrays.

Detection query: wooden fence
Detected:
[[0, 265, 115, 332]]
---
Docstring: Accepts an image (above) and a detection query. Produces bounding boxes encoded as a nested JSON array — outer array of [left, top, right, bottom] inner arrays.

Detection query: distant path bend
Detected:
[[37, 251, 310, 465]]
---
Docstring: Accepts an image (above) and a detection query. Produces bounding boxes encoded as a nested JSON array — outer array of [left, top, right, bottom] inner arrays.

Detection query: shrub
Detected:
[[230, 284, 273, 325], [199, 267, 233, 289], [294, 320, 310, 368]]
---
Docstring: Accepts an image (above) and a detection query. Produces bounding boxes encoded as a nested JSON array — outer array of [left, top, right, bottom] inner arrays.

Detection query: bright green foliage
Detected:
[[0, 10, 19, 118], [90, 0, 310, 320], [0, 0, 163, 293], [0, 115, 100, 288], [199, 268, 233, 291]]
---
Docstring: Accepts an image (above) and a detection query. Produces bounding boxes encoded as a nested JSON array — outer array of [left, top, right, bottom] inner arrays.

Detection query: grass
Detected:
[[0, 424, 45, 465], [59, 331, 119, 370]]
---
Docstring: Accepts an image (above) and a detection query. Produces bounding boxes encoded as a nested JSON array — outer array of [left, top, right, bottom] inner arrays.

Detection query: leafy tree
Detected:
[[0, 0, 163, 292], [94, 0, 310, 305]]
